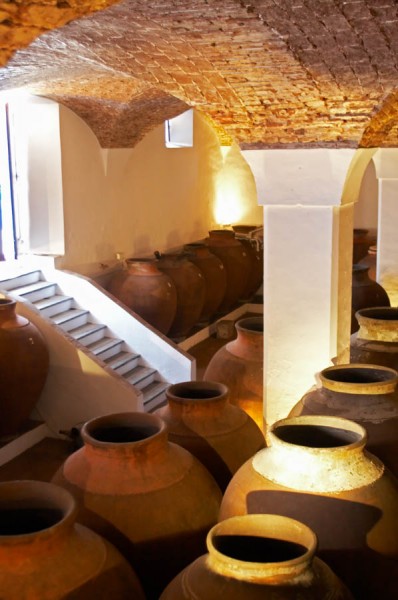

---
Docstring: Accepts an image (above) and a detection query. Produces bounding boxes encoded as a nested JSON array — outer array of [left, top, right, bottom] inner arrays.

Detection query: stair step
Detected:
[[105, 351, 141, 375], [142, 381, 169, 412], [34, 294, 74, 317], [8, 280, 57, 303], [125, 366, 156, 390], [0, 270, 42, 292], [86, 337, 124, 360], [68, 322, 107, 345], [52, 308, 90, 332]]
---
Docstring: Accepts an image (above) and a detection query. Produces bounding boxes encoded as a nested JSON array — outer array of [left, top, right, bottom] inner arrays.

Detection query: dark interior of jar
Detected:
[[324, 367, 395, 384], [90, 424, 159, 443], [240, 319, 263, 333], [213, 534, 306, 563], [275, 424, 360, 448], [172, 387, 220, 400], [359, 308, 398, 320], [0, 508, 63, 535]]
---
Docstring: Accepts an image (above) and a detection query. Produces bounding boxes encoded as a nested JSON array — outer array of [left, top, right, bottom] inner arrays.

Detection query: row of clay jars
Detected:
[[351, 264, 390, 333], [0, 480, 145, 599], [0, 479, 352, 599], [219, 414, 398, 600]]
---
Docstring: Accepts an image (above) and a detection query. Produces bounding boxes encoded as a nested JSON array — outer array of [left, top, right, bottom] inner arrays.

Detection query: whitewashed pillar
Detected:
[[242, 148, 373, 425], [373, 149, 398, 306]]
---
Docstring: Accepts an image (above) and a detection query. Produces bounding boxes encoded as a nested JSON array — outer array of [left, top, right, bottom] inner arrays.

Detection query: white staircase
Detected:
[[0, 270, 170, 412]]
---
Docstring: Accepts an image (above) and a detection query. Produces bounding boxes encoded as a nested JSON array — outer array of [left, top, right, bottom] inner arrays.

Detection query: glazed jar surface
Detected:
[[204, 230, 251, 313], [350, 306, 398, 370], [183, 243, 227, 324], [53, 411, 222, 599], [204, 316, 264, 431], [220, 415, 398, 600], [155, 380, 265, 491], [155, 252, 206, 340], [0, 297, 49, 438], [107, 257, 177, 335], [289, 363, 398, 476], [160, 514, 353, 599], [0, 480, 144, 599]]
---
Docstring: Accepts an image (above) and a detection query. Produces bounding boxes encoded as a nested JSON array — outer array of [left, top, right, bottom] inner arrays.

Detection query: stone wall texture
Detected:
[[0, 0, 397, 148]]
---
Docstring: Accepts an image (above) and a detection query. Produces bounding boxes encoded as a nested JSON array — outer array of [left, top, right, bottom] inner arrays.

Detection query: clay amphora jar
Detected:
[[0, 480, 145, 599], [232, 225, 263, 300], [160, 514, 353, 600], [289, 363, 398, 476], [204, 230, 251, 313], [358, 244, 377, 280], [53, 411, 222, 600], [107, 257, 177, 335], [155, 252, 206, 341], [351, 264, 390, 333], [350, 306, 398, 370], [353, 228, 375, 263], [203, 316, 264, 431], [219, 415, 398, 600], [0, 297, 49, 438], [183, 243, 227, 324], [155, 381, 265, 491]]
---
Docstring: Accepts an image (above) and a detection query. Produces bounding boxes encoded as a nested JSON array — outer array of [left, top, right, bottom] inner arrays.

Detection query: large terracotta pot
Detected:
[[203, 316, 264, 431], [232, 225, 263, 300], [183, 243, 227, 324], [0, 480, 145, 599], [155, 252, 206, 341], [0, 297, 49, 438], [289, 363, 398, 476], [350, 306, 398, 370], [160, 514, 353, 599], [353, 228, 375, 263], [107, 257, 177, 335], [155, 381, 265, 491], [204, 230, 251, 313], [351, 264, 390, 333], [53, 412, 222, 600], [220, 415, 398, 599]]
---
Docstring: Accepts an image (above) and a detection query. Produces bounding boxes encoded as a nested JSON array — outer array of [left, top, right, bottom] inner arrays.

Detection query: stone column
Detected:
[[242, 148, 370, 425], [373, 149, 398, 305]]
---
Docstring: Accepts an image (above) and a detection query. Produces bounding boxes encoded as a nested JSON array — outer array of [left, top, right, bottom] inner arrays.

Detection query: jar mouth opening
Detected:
[[83, 412, 164, 445], [212, 533, 308, 563], [271, 416, 365, 449], [0, 297, 14, 306], [357, 307, 398, 321], [236, 316, 263, 333], [208, 515, 315, 567], [321, 364, 398, 385], [167, 381, 228, 402], [0, 481, 73, 537]]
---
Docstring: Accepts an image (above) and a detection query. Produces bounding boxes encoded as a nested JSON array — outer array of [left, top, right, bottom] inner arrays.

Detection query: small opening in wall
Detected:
[[165, 109, 194, 148]]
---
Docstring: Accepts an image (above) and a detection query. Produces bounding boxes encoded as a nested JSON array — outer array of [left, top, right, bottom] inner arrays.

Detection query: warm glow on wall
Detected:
[[214, 173, 245, 226]]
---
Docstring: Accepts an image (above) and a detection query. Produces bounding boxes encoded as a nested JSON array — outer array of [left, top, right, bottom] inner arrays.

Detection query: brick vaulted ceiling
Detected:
[[0, 1, 397, 149]]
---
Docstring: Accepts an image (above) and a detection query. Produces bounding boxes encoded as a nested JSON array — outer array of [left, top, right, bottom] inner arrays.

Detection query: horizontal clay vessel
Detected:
[[160, 514, 353, 599], [351, 264, 390, 333], [350, 306, 398, 370], [183, 243, 227, 324], [289, 363, 398, 477], [53, 411, 222, 600], [107, 257, 177, 335], [204, 316, 264, 431], [0, 480, 145, 599], [204, 230, 251, 313], [219, 415, 398, 600], [155, 381, 265, 491], [0, 297, 49, 438], [155, 252, 206, 341]]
